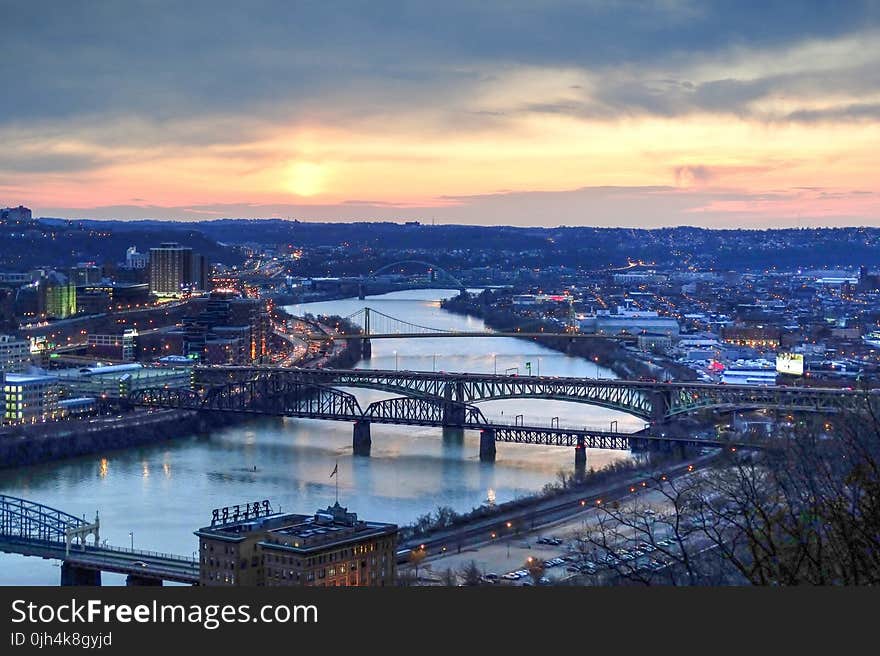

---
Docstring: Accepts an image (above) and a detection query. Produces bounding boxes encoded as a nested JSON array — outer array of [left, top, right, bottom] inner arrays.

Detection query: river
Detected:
[[0, 289, 642, 585]]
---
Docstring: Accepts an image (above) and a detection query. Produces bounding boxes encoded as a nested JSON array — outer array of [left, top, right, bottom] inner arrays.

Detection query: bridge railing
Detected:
[[70, 542, 198, 564]]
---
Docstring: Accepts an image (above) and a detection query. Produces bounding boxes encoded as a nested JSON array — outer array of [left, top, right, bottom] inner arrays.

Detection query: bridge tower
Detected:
[[360, 307, 372, 358], [358, 278, 366, 300]]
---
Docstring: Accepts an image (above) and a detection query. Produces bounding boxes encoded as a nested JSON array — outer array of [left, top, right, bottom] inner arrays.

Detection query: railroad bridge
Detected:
[[127, 367, 870, 466]]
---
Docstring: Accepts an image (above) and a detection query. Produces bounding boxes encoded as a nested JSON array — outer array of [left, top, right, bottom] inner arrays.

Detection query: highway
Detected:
[[399, 457, 709, 561]]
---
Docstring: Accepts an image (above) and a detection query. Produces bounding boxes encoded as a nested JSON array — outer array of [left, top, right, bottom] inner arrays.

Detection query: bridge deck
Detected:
[[0, 538, 198, 584], [308, 332, 627, 340]]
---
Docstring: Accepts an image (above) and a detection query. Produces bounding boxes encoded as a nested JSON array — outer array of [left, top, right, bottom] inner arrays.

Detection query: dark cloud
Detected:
[[1, 0, 878, 130], [783, 102, 880, 122], [0, 151, 109, 174]]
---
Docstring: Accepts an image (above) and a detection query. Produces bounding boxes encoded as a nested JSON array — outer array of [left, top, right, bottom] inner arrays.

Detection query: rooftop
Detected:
[[196, 502, 397, 553]]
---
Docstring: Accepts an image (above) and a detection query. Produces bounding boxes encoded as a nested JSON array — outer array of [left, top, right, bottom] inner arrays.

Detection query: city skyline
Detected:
[[2, 1, 880, 228]]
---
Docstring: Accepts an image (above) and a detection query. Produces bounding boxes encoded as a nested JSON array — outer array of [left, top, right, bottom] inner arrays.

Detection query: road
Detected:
[[400, 455, 712, 577]]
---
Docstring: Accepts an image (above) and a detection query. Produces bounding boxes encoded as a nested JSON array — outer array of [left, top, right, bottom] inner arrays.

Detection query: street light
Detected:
[[129, 531, 134, 550]]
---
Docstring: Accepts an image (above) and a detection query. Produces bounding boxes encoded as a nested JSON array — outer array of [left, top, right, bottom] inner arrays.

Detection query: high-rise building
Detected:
[[150, 242, 193, 296], [149, 243, 207, 296], [195, 502, 398, 587]]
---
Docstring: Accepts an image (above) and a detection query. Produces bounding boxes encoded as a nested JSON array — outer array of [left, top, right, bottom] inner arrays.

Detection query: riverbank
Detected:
[[0, 410, 247, 469], [441, 292, 697, 381]]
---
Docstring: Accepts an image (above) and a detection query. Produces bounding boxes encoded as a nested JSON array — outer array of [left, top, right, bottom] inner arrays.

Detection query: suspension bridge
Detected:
[[307, 307, 619, 356], [0, 494, 198, 586]]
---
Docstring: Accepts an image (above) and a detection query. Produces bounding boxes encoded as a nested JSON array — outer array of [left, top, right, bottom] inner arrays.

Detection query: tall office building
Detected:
[[149, 243, 207, 296]]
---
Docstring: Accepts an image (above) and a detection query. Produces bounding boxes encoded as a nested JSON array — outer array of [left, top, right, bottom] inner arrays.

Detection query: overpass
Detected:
[[0, 495, 198, 586], [127, 366, 842, 466]]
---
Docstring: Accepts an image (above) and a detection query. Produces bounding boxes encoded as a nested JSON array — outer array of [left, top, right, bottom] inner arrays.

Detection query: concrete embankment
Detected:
[[0, 410, 244, 469]]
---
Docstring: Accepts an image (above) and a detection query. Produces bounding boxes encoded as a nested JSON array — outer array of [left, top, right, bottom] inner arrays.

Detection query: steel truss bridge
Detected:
[[126, 366, 867, 462], [0, 494, 197, 586], [190, 367, 875, 422], [307, 306, 619, 343]]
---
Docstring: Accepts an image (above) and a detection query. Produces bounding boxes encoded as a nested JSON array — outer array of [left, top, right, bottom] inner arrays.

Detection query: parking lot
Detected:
[[410, 485, 686, 585]]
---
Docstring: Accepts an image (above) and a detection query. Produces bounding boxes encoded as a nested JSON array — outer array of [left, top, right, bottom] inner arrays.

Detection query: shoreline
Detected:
[[0, 410, 247, 470], [440, 293, 697, 381]]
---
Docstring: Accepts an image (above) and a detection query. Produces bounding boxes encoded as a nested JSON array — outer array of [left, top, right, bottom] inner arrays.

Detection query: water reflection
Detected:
[[0, 289, 638, 585]]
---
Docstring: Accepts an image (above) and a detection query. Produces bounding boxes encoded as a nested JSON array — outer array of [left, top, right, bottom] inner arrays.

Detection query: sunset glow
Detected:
[[2, 2, 879, 227]]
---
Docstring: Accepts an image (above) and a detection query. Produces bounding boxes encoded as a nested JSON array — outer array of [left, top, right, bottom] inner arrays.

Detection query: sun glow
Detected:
[[284, 161, 327, 197]]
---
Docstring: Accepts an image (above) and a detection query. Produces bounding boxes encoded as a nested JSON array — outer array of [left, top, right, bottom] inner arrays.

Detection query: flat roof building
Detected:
[[195, 502, 397, 587]]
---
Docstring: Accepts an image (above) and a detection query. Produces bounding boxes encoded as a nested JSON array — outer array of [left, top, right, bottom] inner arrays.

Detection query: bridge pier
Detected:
[[60, 562, 101, 586], [574, 436, 587, 478], [126, 574, 163, 586], [360, 338, 372, 359], [442, 403, 466, 426], [479, 428, 496, 462], [353, 420, 372, 456]]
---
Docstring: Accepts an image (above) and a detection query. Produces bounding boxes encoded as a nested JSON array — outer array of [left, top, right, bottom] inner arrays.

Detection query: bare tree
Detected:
[[579, 404, 880, 586], [525, 556, 545, 585], [439, 567, 459, 586], [458, 560, 483, 586], [407, 547, 426, 584]]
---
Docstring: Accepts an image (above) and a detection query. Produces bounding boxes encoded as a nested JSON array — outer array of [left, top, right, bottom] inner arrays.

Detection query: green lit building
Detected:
[[40, 272, 77, 319]]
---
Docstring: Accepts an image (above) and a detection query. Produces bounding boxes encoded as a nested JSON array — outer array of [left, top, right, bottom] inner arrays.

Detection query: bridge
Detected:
[[0, 494, 198, 586], [308, 307, 623, 356], [191, 367, 873, 422], [127, 366, 863, 466], [357, 260, 467, 299]]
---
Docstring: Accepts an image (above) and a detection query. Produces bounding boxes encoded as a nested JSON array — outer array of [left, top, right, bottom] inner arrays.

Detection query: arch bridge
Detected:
[[359, 260, 466, 299], [128, 367, 826, 466], [192, 367, 871, 423]]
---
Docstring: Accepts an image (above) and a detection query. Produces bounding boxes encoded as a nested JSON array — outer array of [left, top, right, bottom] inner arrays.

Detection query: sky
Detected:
[[2, 0, 880, 228]]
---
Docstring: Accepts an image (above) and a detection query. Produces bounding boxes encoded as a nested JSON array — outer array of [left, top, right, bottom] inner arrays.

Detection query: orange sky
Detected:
[[3, 3, 880, 226]]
